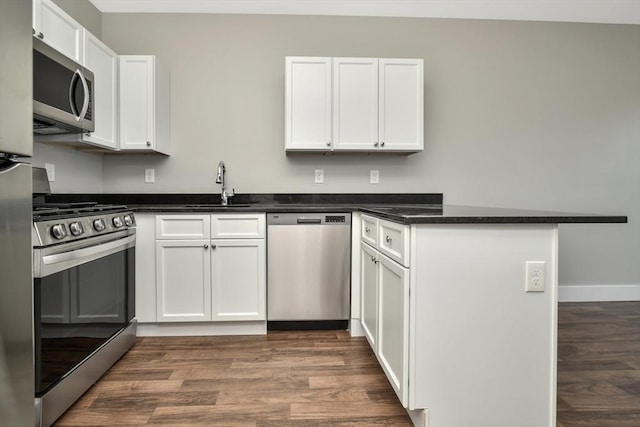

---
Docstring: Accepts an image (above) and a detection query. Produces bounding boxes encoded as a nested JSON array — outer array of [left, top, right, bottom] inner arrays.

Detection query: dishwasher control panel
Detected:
[[267, 213, 351, 226], [325, 215, 346, 223]]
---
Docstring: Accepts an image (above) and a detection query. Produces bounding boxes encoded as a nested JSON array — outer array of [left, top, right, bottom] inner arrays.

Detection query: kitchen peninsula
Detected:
[[44, 192, 626, 427]]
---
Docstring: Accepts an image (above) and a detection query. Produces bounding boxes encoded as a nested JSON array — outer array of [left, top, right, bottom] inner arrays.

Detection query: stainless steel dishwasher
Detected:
[[267, 212, 351, 330]]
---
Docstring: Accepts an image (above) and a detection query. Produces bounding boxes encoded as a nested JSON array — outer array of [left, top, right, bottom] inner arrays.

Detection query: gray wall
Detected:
[[35, 9, 639, 293], [100, 14, 639, 290], [32, 142, 103, 193]]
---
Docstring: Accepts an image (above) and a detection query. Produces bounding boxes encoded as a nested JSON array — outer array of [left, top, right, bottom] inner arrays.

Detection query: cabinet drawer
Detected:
[[211, 214, 265, 239], [378, 219, 410, 267], [156, 215, 210, 239], [361, 215, 378, 246]]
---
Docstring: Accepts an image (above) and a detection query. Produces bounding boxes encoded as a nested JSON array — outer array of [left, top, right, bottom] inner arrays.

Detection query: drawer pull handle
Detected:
[[385, 235, 392, 243]]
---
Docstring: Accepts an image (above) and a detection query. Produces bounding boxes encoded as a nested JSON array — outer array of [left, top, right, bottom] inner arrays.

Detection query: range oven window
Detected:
[[34, 246, 135, 396]]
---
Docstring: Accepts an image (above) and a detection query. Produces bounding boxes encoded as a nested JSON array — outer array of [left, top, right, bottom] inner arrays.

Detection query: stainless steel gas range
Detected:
[[32, 195, 137, 427]]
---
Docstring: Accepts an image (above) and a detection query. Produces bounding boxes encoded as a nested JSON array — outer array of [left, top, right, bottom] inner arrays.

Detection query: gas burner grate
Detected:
[[33, 203, 129, 221]]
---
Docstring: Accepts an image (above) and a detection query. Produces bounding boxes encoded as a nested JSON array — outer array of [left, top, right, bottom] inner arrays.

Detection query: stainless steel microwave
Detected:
[[33, 38, 95, 135]]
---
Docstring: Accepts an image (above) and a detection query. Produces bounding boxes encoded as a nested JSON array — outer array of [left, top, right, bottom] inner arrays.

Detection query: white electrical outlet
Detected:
[[44, 163, 55, 182], [525, 261, 546, 292], [314, 169, 324, 184], [370, 170, 379, 184], [145, 168, 155, 183]]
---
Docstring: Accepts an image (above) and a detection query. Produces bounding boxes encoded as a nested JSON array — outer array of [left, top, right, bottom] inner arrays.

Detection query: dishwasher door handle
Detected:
[[296, 218, 322, 224]]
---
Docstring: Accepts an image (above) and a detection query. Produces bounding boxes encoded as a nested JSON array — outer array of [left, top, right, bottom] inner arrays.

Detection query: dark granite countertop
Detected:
[[358, 204, 628, 224], [45, 193, 627, 225]]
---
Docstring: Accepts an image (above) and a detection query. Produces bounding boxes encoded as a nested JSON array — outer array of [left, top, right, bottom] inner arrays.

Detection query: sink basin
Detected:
[[182, 204, 251, 208]]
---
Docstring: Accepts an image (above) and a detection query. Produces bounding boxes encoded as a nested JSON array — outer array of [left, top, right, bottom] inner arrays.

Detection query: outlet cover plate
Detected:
[[525, 261, 545, 292], [145, 168, 155, 183]]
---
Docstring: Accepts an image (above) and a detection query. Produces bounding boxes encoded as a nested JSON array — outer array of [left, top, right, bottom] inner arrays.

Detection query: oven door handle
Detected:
[[36, 234, 135, 278]]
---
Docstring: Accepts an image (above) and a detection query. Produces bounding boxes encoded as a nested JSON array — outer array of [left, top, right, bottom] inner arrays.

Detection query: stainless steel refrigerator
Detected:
[[0, 0, 35, 425]]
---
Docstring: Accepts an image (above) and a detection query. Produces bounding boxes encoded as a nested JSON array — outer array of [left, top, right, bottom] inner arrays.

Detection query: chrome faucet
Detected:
[[215, 161, 234, 205]]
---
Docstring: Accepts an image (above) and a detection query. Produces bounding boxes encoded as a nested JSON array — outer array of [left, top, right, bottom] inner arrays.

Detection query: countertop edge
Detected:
[[131, 205, 628, 225]]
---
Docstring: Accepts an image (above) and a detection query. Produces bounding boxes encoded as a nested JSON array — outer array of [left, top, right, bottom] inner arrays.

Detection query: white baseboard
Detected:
[[406, 408, 428, 427], [558, 283, 640, 302], [137, 321, 267, 337], [349, 318, 365, 337]]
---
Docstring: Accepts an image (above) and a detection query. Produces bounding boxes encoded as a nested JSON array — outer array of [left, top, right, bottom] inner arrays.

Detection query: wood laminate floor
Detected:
[[557, 301, 640, 427], [55, 302, 639, 426]]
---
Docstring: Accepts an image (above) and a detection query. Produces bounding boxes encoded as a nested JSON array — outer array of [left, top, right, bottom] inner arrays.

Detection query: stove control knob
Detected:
[[93, 218, 106, 232], [51, 224, 66, 240], [69, 222, 84, 236], [112, 216, 124, 228], [123, 215, 134, 226]]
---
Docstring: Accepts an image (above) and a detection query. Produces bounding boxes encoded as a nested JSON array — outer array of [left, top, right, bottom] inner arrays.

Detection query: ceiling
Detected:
[[89, 0, 640, 25]]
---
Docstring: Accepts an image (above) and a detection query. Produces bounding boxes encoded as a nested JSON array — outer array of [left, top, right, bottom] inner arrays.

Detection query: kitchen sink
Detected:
[[182, 204, 252, 208]]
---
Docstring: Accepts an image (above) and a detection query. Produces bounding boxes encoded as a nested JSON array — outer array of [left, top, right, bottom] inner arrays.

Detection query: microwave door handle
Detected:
[[77, 70, 90, 121], [68, 69, 89, 121], [69, 70, 81, 120]]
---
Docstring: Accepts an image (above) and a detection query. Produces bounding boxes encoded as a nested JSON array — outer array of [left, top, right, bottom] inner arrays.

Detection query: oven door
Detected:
[[33, 229, 135, 396]]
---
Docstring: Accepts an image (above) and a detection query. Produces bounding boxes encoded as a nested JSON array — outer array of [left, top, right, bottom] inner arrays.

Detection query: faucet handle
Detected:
[[227, 188, 235, 197]]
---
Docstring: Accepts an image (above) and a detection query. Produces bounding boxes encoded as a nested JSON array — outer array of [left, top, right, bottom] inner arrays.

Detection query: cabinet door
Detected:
[[378, 218, 410, 267], [135, 214, 157, 322], [210, 239, 266, 321], [378, 254, 409, 406], [378, 59, 423, 152], [285, 57, 332, 151], [156, 240, 211, 322], [361, 215, 378, 247], [82, 29, 118, 149], [156, 215, 210, 240], [211, 214, 265, 239], [37, 0, 83, 62], [332, 58, 379, 151], [360, 243, 379, 350], [119, 56, 155, 150]]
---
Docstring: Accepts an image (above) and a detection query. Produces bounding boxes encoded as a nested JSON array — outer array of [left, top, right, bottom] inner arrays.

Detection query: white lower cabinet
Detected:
[[134, 213, 158, 322], [360, 243, 379, 349], [361, 240, 409, 407], [156, 239, 211, 322], [377, 253, 409, 406], [210, 239, 265, 321], [359, 216, 559, 427], [138, 213, 266, 325], [360, 214, 410, 406]]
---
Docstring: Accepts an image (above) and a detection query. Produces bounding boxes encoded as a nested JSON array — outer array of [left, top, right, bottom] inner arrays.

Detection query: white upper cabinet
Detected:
[[33, 0, 83, 63], [332, 58, 379, 151], [378, 59, 424, 152], [285, 56, 424, 153], [285, 57, 332, 151], [119, 55, 171, 154], [82, 30, 118, 150]]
